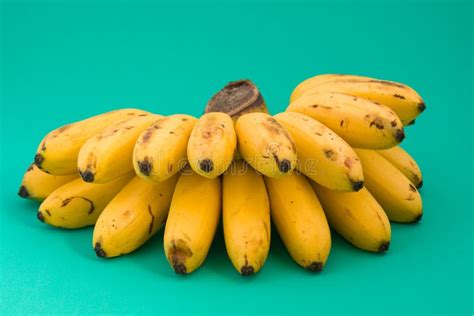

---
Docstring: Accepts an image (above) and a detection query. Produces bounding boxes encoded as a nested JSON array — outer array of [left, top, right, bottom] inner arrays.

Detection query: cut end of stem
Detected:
[[205, 79, 268, 118]]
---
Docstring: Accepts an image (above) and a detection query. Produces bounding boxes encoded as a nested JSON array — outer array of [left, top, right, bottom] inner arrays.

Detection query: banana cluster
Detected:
[[18, 74, 425, 276]]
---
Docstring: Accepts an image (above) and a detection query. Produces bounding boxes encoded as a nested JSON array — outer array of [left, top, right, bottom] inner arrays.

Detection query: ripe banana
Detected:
[[312, 183, 391, 253], [18, 164, 77, 201], [290, 74, 372, 101], [377, 146, 423, 188], [287, 92, 405, 149], [274, 112, 363, 191], [38, 173, 134, 228], [93, 174, 178, 258], [290, 74, 425, 125], [235, 112, 297, 178], [164, 170, 221, 274], [187, 112, 236, 178], [223, 160, 270, 276], [35, 108, 148, 175], [205, 80, 268, 120], [78, 114, 162, 183], [355, 149, 423, 223], [134, 114, 198, 182], [264, 172, 331, 272]]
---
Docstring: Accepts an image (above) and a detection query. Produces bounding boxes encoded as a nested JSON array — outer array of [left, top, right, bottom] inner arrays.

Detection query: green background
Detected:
[[1, 0, 472, 315]]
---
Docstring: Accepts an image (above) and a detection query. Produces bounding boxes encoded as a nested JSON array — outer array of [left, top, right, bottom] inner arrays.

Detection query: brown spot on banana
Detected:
[[148, 205, 155, 235], [369, 118, 384, 130], [45, 210, 51, 216], [34, 153, 45, 168], [324, 149, 336, 160], [393, 94, 406, 99], [61, 196, 95, 214], [408, 183, 417, 192]]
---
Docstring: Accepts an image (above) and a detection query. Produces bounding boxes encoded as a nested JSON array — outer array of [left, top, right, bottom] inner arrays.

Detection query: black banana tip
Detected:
[[240, 265, 255, 276], [138, 160, 152, 176], [352, 181, 364, 192], [408, 119, 416, 126], [417, 180, 423, 189], [199, 159, 214, 173], [378, 242, 390, 253], [418, 102, 426, 112], [94, 243, 107, 258], [34, 154, 44, 167], [18, 185, 29, 198], [173, 263, 187, 274], [278, 159, 292, 174], [37, 211, 45, 222], [395, 129, 406, 142], [306, 262, 323, 272], [413, 213, 423, 223], [80, 170, 95, 182]]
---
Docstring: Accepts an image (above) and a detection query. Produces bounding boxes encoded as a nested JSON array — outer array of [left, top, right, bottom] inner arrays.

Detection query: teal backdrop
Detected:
[[1, 0, 472, 315]]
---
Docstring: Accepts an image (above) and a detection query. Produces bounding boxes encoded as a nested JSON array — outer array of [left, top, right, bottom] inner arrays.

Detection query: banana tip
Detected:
[[199, 159, 214, 173], [395, 129, 405, 142], [37, 211, 45, 223], [173, 263, 187, 274], [240, 265, 255, 276], [278, 159, 292, 174], [18, 185, 29, 198], [138, 159, 152, 176], [352, 181, 364, 192], [80, 170, 95, 183], [306, 262, 323, 273], [94, 242, 107, 258], [413, 213, 423, 223], [378, 242, 390, 253], [418, 102, 426, 113], [417, 180, 423, 189]]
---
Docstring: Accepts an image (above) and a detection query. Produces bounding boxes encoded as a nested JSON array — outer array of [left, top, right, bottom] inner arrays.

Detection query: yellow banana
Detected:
[[355, 149, 423, 223], [134, 114, 198, 182], [223, 160, 270, 276], [235, 112, 297, 177], [38, 173, 134, 228], [287, 92, 405, 149], [78, 114, 162, 183], [35, 108, 148, 175], [93, 174, 178, 258], [205, 80, 269, 120], [18, 164, 77, 201], [187, 112, 237, 178], [274, 112, 363, 191], [163, 170, 221, 274], [377, 146, 423, 188], [290, 74, 425, 125], [312, 183, 391, 253], [264, 173, 331, 272], [290, 74, 372, 101]]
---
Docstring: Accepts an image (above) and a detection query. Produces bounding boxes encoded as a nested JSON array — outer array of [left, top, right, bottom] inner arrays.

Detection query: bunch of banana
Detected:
[[17, 74, 426, 277]]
